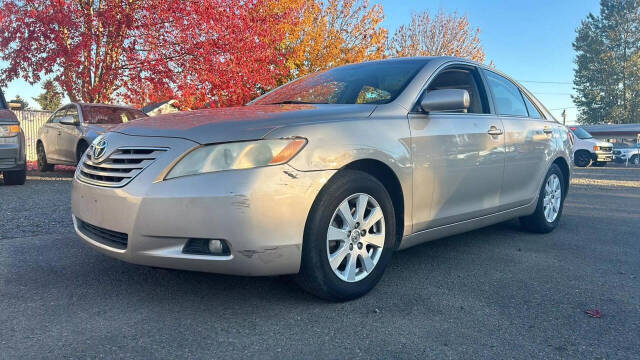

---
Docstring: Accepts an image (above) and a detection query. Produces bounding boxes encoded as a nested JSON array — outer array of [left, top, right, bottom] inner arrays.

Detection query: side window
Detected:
[[66, 105, 80, 123], [424, 66, 489, 114], [522, 94, 543, 119], [49, 109, 67, 123], [485, 71, 528, 117]]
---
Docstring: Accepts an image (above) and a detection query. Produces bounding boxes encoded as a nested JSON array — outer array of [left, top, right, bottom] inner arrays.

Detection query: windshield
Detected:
[[252, 60, 427, 105], [82, 106, 148, 124], [569, 126, 593, 139]]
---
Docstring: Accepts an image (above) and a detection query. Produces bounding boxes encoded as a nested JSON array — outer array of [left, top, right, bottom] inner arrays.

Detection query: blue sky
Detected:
[[2, 0, 600, 123], [379, 0, 601, 123]]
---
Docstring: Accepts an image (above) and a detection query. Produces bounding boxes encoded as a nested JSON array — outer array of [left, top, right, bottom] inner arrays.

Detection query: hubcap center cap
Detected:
[[349, 229, 361, 244]]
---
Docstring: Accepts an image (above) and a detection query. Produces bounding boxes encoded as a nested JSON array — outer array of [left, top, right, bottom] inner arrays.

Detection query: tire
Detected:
[[592, 161, 607, 167], [76, 141, 89, 164], [2, 168, 26, 185], [520, 164, 565, 233], [37, 142, 54, 172], [295, 170, 396, 301], [574, 151, 591, 167], [631, 155, 640, 166]]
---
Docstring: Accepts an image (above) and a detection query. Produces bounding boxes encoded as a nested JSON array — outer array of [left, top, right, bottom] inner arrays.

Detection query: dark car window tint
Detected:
[[252, 60, 427, 105], [523, 94, 542, 119], [82, 106, 148, 124], [0, 90, 7, 109], [424, 67, 489, 114], [485, 71, 528, 117]]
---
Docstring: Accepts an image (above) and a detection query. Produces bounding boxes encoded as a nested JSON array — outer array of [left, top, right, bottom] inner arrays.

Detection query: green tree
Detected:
[[573, 0, 640, 124], [33, 80, 63, 110], [8, 95, 30, 110]]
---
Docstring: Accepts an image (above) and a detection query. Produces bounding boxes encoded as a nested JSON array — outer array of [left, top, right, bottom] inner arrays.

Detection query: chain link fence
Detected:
[[15, 110, 53, 161]]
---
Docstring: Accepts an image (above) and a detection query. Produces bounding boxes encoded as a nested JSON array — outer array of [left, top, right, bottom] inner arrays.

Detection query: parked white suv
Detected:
[[569, 126, 613, 167]]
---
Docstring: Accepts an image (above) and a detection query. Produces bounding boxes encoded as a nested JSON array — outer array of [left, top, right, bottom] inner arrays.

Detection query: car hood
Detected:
[[111, 104, 376, 144], [0, 109, 18, 124]]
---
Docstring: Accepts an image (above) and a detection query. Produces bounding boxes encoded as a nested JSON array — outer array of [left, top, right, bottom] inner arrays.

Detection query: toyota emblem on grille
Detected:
[[93, 139, 108, 160]]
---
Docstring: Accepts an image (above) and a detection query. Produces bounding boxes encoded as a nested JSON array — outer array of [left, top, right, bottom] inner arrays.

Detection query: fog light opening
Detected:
[[208, 240, 225, 255], [183, 238, 231, 256]]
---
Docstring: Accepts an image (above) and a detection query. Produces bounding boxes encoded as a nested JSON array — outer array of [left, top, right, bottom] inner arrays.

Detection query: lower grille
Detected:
[[0, 158, 16, 168], [78, 219, 128, 250]]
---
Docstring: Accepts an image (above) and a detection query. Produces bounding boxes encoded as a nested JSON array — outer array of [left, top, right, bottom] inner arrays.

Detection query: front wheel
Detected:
[[631, 155, 640, 166], [296, 170, 396, 301], [520, 164, 565, 233], [37, 142, 54, 172], [574, 151, 591, 167]]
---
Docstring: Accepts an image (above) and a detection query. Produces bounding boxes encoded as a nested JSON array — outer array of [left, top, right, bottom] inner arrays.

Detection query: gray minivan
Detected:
[[0, 89, 26, 185]]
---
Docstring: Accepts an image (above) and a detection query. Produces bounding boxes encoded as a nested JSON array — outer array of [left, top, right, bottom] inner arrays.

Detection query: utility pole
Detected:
[[561, 109, 567, 125]]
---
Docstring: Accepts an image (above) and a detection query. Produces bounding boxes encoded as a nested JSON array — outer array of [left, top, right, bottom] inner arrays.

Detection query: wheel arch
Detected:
[[340, 159, 405, 246], [76, 138, 89, 160], [552, 156, 570, 197]]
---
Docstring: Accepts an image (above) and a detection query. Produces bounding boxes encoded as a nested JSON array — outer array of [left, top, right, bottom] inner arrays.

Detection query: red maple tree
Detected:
[[0, 0, 299, 109]]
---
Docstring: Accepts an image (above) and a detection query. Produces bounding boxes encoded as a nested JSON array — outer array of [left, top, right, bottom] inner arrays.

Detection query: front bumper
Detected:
[[71, 134, 335, 276], [594, 151, 613, 162], [0, 141, 26, 171]]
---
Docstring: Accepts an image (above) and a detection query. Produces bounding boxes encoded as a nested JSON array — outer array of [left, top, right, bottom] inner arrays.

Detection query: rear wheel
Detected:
[[37, 142, 54, 172], [520, 164, 565, 233], [2, 167, 26, 185], [574, 151, 591, 167], [296, 170, 396, 301], [76, 141, 89, 164]]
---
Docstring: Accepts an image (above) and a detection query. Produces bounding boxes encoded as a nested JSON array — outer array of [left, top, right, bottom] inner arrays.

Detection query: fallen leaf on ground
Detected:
[[585, 309, 602, 318]]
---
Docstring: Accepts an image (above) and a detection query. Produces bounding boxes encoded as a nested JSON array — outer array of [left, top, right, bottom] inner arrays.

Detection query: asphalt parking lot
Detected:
[[1, 167, 639, 359]]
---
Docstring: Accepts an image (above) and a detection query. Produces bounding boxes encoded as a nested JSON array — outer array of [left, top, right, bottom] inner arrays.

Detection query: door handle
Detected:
[[543, 126, 553, 134], [487, 127, 503, 136]]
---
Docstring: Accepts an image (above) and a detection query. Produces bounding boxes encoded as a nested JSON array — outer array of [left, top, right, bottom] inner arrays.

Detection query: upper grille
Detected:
[[599, 146, 612, 153], [76, 146, 167, 187]]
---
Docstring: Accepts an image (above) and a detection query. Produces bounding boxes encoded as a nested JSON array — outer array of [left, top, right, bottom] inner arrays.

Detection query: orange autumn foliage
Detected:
[[282, 0, 387, 79]]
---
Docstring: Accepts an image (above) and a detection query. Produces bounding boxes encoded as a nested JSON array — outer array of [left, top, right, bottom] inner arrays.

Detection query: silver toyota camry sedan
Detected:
[[72, 57, 572, 301]]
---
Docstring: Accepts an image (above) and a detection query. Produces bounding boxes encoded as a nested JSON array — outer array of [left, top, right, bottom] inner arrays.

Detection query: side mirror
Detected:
[[59, 116, 79, 126], [420, 89, 470, 113]]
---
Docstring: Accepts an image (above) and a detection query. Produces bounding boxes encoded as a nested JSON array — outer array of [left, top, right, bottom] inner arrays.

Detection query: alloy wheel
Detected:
[[543, 174, 562, 223], [326, 193, 385, 282]]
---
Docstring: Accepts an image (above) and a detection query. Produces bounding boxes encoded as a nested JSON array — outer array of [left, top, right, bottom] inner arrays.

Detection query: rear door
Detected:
[[483, 70, 553, 208], [409, 64, 506, 231]]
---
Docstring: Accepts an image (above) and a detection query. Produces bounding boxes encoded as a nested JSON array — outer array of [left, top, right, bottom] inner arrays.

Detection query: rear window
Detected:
[[82, 106, 148, 124], [485, 70, 528, 117]]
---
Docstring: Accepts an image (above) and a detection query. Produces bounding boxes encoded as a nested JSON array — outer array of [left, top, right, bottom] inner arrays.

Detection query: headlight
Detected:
[[165, 138, 307, 179], [0, 124, 20, 137], [593, 146, 600, 151]]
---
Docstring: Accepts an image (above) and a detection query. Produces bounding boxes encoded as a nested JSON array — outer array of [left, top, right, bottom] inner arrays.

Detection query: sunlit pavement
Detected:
[[1, 168, 639, 359]]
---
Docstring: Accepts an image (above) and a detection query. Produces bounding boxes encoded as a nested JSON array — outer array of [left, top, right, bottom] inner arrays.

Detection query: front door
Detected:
[[410, 65, 506, 231], [57, 104, 82, 163]]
